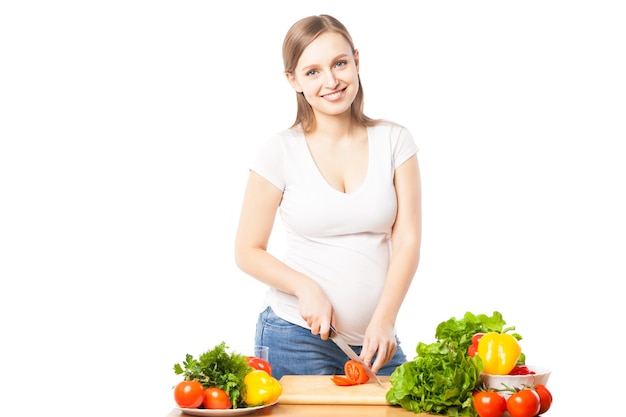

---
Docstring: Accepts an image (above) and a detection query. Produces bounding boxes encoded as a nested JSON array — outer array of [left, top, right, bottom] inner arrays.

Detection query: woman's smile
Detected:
[[322, 88, 346, 102]]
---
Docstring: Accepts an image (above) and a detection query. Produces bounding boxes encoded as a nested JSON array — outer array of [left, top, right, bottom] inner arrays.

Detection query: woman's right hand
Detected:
[[296, 281, 334, 339]]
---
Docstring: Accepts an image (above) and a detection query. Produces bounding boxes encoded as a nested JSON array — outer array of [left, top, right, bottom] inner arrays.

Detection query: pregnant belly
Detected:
[[319, 268, 386, 345]]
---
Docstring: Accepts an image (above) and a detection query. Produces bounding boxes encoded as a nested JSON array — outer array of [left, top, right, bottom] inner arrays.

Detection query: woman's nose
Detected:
[[324, 72, 339, 89]]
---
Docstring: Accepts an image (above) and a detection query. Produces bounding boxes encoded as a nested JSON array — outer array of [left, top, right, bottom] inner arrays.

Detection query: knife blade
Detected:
[[329, 325, 383, 387]]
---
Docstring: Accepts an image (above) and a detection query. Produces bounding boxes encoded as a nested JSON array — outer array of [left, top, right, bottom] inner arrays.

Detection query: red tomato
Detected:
[[473, 391, 506, 417], [468, 344, 478, 357], [331, 375, 358, 386], [534, 384, 553, 414], [174, 380, 204, 408], [246, 356, 272, 376], [344, 359, 370, 384], [203, 387, 232, 409], [506, 389, 540, 417], [468, 333, 484, 357], [472, 333, 485, 346]]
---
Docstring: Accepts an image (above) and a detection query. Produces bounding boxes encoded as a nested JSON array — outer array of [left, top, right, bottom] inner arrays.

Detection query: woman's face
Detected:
[[286, 32, 360, 119]]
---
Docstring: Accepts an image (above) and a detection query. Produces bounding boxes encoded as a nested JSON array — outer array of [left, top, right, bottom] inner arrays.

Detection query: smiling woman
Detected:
[[233, 14, 422, 381]]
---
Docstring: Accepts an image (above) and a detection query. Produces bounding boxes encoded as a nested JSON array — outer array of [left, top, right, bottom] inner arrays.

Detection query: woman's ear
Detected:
[[354, 49, 360, 72], [285, 71, 302, 93]]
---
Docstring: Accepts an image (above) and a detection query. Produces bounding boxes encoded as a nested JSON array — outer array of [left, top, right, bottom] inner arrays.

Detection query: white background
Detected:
[[1, 1, 624, 416]]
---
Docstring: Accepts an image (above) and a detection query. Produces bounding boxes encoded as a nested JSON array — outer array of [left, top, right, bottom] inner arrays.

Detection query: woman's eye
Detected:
[[335, 60, 347, 68], [306, 69, 319, 76]]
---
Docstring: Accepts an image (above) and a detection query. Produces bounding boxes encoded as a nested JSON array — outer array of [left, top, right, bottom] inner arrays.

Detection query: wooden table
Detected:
[[166, 405, 429, 416]]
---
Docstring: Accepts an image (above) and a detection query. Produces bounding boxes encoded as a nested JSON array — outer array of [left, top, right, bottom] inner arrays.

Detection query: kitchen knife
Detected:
[[329, 326, 383, 387]]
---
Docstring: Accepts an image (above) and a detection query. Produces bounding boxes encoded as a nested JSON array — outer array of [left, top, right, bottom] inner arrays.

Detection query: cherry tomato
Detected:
[[506, 389, 540, 417], [331, 375, 358, 386], [344, 359, 370, 384], [203, 387, 232, 409], [473, 391, 506, 417], [534, 384, 553, 414], [246, 356, 272, 376], [174, 380, 204, 408]]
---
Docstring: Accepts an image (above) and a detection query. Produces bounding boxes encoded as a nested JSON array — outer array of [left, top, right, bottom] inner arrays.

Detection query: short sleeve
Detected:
[[250, 134, 286, 191], [391, 125, 419, 169]]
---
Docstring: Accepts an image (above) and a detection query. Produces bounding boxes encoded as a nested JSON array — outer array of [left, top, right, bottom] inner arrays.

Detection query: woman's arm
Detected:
[[234, 171, 334, 335], [363, 154, 422, 372]]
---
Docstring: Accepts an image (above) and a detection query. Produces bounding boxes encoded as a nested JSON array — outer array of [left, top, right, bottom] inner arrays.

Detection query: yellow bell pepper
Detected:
[[243, 370, 282, 406], [267, 376, 283, 403], [476, 332, 521, 375]]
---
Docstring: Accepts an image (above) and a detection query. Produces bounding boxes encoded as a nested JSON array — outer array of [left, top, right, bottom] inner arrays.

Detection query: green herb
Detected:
[[386, 311, 522, 416], [173, 342, 251, 409]]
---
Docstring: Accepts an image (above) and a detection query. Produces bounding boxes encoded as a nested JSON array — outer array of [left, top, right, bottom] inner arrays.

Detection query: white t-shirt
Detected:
[[251, 121, 418, 345]]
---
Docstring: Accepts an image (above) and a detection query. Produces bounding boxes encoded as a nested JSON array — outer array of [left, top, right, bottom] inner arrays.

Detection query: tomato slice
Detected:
[[344, 359, 370, 384], [331, 375, 358, 386]]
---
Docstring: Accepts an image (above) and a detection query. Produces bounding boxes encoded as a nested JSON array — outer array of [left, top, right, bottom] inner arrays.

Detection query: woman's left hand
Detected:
[[360, 322, 397, 374]]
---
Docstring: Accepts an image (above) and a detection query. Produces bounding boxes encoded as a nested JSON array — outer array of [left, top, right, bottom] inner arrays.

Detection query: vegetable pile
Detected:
[[172, 342, 282, 410], [385, 311, 553, 417]]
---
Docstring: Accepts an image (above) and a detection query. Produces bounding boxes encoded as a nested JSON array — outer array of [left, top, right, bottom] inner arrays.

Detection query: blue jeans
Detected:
[[255, 306, 408, 380]]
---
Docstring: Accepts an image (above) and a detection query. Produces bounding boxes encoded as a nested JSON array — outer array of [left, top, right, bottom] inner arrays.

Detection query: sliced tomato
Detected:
[[331, 375, 358, 386], [344, 359, 370, 384]]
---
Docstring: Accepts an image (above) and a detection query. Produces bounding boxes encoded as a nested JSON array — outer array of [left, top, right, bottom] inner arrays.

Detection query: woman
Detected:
[[234, 14, 421, 379]]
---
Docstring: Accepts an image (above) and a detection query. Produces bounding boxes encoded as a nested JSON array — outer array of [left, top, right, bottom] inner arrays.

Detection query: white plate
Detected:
[[175, 402, 278, 416]]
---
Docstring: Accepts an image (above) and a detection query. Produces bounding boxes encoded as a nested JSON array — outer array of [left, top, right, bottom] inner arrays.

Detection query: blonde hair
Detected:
[[282, 15, 377, 132]]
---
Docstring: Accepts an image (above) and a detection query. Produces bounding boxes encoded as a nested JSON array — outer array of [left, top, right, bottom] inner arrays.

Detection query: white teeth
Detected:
[[325, 91, 341, 100]]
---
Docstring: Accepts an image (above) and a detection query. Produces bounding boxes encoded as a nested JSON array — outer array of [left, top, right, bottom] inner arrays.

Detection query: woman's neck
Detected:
[[309, 112, 358, 142]]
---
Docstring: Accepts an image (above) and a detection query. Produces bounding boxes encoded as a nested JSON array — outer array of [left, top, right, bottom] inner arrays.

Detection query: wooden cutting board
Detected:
[[278, 375, 392, 405]]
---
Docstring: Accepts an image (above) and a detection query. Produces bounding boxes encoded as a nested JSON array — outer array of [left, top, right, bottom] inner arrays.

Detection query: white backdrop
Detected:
[[1, 1, 624, 416]]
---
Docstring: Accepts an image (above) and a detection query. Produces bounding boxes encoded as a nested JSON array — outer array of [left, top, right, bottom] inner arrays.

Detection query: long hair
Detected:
[[282, 15, 377, 132]]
